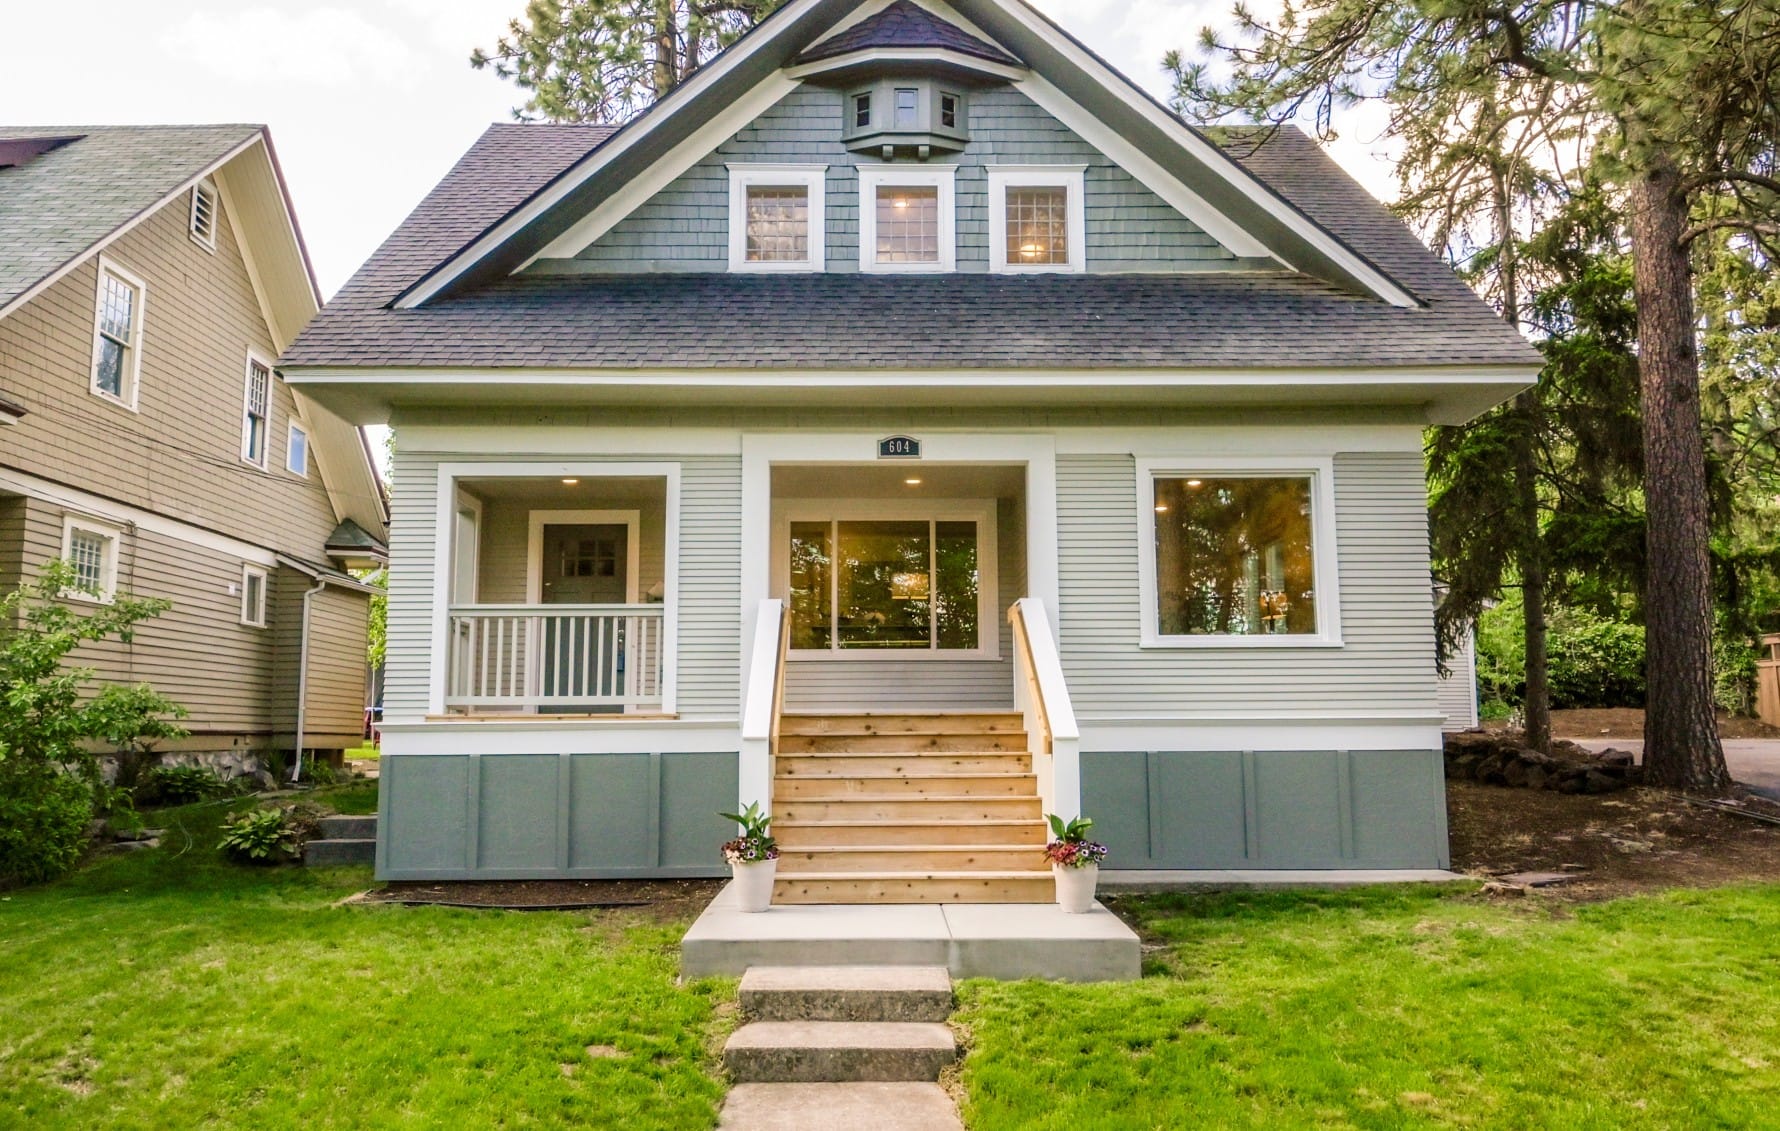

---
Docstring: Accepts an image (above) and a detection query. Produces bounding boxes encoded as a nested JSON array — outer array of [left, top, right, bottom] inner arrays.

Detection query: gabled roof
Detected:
[[795, 0, 1021, 65]]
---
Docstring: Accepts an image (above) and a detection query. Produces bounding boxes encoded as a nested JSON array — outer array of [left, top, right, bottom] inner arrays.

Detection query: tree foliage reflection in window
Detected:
[[788, 519, 980, 651], [1153, 476, 1317, 636]]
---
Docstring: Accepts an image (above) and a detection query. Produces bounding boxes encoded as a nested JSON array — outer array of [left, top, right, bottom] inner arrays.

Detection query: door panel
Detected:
[[540, 524, 629, 712]]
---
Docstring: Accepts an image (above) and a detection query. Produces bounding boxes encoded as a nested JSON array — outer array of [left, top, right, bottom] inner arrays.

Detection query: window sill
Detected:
[[1139, 635, 1345, 650], [788, 649, 1004, 663], [730, 261, 825, 274], [88, 389, 138, 413], [60, 589, 115, 606]]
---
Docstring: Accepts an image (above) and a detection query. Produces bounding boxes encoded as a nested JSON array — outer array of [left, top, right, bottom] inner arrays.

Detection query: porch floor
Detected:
[[681, 882, 1141, 982]]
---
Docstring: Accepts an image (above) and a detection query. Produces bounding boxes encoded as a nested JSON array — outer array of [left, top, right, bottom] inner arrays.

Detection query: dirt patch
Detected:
[[1487, 707, 1780, 741], [360, 878, 725, 920], [1448, 780, 1780, 900]]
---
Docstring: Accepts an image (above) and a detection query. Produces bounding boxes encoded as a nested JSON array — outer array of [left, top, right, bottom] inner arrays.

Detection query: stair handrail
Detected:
[[740, 599, 790, 814], [1010, 597, 1081, 822]]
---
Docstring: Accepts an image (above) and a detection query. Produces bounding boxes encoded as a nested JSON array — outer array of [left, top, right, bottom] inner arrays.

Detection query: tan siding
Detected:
[[0, 188, 340, 556], [303, 585, 370, 744]]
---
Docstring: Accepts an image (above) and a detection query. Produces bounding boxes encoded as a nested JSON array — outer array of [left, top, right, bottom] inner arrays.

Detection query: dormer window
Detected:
[[894, 88, 919, 128], [940, 93, 960, 130], [988, 166, 1087, 273], [728, 165, 827, 272], [842, 81, 969, 159], [854, 93, 872, 129]]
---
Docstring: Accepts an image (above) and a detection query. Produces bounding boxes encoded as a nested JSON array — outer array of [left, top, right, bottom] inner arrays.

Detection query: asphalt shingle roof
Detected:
[[283, 123, 1539, 372], [0, 125, 261, 312], [794, 0, 1023, 66]]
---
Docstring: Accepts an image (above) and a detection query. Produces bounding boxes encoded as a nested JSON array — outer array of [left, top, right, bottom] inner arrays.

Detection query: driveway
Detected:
[[1570, 737, 1780, 800]]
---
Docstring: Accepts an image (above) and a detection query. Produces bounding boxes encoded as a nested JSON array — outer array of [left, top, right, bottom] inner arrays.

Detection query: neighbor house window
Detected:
[[858, 166, 956, 273], [988, 166, 1087, 273], [240, 564, 268, 627], [1139, 460, 1342, 646], [90, 258, 146, 408], [728, 165, 827, 271], [286, 421, 309, 477], [61, 515, 121, 602], [190, 178, 219, 250], [783, 504, 997, 656], [241, 353, 272, 467]]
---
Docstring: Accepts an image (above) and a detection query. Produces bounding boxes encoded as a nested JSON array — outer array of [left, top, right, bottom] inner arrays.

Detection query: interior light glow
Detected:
[[905, 478, 923, 486], [561, 478, 580, 485]]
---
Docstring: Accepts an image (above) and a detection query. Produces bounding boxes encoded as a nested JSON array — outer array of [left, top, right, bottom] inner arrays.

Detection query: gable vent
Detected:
[[190, 178, 219, 249]]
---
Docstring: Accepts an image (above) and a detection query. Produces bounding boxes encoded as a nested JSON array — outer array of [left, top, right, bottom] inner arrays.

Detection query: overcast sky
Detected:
[[0, 0, 1398, 297]]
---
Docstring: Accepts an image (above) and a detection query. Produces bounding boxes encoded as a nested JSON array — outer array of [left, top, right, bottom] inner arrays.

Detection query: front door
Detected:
[[540, 524, 629, 711]]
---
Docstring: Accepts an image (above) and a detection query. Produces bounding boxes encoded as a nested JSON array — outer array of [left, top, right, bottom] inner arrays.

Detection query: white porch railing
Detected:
[[446, 604, 664, 712], [1010, 597, 1081, 822], [739, 599, 790, 814]]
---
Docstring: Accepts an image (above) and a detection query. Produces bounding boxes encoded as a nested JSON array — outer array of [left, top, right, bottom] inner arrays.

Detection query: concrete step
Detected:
[[719, 1083, 962, 1130], [776, 796, 1043, 823], [774, 772, 1038, 800], [777, 845, 1048, 875], [317, 815, 376, 839], [774, 871, 1056, 905], [723, 1021, 956, 1083], [775, 819, 1048, 848], [779, 733, 1026, 754], [740, 965, 953, 1023], [779, 713, 1024, 737], [303, 838, 375, 867], [777, 751, 1033, 776]]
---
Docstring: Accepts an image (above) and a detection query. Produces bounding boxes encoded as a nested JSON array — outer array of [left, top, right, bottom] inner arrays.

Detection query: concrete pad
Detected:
[[1099, 869, 1466, 891], [719, 1083, 962, 1130], [940, 902, 1141, 982], [724, 1021, 956, 1083]]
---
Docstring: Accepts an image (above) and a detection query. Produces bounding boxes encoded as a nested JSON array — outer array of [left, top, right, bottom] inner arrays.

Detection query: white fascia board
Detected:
[[784, 47, 1027, 82], [398, 0, 837, 308]]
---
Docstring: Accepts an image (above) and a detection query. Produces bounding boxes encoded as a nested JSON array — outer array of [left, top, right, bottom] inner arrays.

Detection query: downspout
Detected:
[[291, 575, 329, 783]]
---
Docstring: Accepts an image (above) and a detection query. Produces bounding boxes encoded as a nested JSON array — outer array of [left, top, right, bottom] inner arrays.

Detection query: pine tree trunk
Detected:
[[654, 2, 680, 97], [1628, 156, 1732, 793], [1513, 394, 1552, 753]]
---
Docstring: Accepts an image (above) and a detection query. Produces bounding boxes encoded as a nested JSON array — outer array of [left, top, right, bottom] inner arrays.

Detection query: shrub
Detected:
[[0, 772, 91, 886], [1546, 609, 1646, 709], [220, 804, 322, 865], [139, 764, 226, 807]]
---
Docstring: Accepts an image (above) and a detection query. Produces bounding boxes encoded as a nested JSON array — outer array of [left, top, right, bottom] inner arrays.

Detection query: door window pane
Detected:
[[789, 522, 832, 649], [1153, 476, 1318, 636], [837, 521, 931, 649], [875, 185, 939, 263], [1006, 186, 1069, 265], [746, 186, 811, 262], [935, 521, 979, 649]]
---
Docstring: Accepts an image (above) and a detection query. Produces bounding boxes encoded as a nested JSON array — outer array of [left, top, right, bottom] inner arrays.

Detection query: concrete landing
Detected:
[[1099, 868, 1466, 891], [719, 1082, 963, 1130], [682, 883, 1141, 982]]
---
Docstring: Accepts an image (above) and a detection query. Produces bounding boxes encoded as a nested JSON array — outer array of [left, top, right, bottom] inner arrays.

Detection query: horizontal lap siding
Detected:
[[384, 453, 439, 716], [1057, 452, 1440, 718], [572, 85, 1232, 274], [303, 585, 370, 741], [475, 488, 668, 604]]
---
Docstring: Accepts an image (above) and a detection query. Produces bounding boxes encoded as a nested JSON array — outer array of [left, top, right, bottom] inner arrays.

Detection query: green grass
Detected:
[[343, 746, 380, 761], [0, 797, 733, 1129], [316, 780, 379, 815], [956, 885, 1780, 1129]]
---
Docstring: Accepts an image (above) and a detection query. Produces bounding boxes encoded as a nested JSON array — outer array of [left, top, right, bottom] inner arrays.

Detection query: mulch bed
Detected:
[[359, 878, 725, 920], [1485, 707, 1780, 741]]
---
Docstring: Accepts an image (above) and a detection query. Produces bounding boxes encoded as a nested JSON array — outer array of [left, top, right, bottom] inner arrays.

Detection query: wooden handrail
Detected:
[[740, 599, 789, 814], [1008, 597, 1081, 821]]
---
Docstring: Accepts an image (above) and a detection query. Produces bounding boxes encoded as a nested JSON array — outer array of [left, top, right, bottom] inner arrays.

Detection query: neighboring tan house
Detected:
[[284, 0, 1541, 896], [0, 125, 388, 774]]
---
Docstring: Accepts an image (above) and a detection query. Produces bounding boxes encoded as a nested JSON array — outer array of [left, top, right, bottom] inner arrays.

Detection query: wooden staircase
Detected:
[[772, 712, 1052, 904]]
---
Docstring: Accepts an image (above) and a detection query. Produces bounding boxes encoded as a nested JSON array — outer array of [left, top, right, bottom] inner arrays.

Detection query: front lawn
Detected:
[[957, 885, 1780, 1129], [0, 795, 732, 1129]]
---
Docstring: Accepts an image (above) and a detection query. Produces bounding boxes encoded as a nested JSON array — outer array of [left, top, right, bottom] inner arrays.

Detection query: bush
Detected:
[[138, 765, 227, 807], [1476, 597, 1648, 710], [0, 771, 91, 886], [220, 804, 321, 865]]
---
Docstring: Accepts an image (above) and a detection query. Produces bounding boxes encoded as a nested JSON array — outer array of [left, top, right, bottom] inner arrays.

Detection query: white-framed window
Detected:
[[775, 500, 999, 659], [240, 352, 273, 468], [240, 564, 268, 627], [1136, 457, 1343, 648], [60, 515, 122, 603], [858, 165, 956, 273], [988, 166, 1087, 274], [90, 257, 146, 409], [728, 165, 827, 272], [286, 420, 310, 477], [190, 178, 219, 251]]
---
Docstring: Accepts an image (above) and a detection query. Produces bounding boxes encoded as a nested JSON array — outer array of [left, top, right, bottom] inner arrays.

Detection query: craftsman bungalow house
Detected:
[[0, 126, 387, 773], [283, 0, 1539, 899]]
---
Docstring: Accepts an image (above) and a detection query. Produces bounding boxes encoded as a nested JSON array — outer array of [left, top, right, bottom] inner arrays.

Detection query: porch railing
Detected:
[[446, 604, 664, 712], [739, 599, 790, 815], [1010, 597, 1080, 822]]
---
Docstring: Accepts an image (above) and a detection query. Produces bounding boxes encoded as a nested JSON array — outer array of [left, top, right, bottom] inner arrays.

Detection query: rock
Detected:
[[1556, 775, 1586, 795], [1449, 755, 1480, 781], [1517, 748, 1558, 768], [1502, 871, 1575, 888], [1525, 765, 1550, 791], [1583, 771, 1624, 795], [249, 770, 279, 793], [1597, 749, 1636, 768], [1503, 760, 1530, 788]]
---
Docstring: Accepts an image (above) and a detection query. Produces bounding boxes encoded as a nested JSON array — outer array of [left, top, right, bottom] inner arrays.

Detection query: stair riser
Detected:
[[779, 849, 1047, 874], [740, 990, 954, 1024], [778, 754, 1032, 776], [775, 823, 1047, 848], [316, 815, 377, 839], [780, 714, 1024, 737], [774, 876, 1056, 904], [779, 735, 1028, 754], [723, 1045, 957, 1084], [303, 839, 376, 867], [774, 775, 1037, 799], [777, 799, 1043, 822]]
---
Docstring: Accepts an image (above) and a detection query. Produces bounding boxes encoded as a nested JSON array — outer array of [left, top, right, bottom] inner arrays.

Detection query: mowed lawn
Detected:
[[7, 801, 1780, 1130]]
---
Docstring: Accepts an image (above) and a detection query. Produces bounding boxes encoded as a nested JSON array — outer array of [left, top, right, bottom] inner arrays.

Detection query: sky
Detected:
[[0, 0, 1400, 298]]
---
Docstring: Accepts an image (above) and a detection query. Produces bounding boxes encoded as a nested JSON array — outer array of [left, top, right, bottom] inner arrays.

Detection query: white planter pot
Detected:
[[732, 858, 778, 913], [1053, 862, 1099, 914]]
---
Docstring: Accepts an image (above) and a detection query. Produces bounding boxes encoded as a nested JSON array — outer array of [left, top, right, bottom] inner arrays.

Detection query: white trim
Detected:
[[0, 467, 279, 566], [285, 420, 310, 477], [239, 563, 269, 627], [987, 165, 1086, 274], [727, 164, 828, 273], [524, 509, 643, 606], [452, 490, 483, 605], [783, 46, 1026, 82], [60, 514, 123, 603], [189, 178, 219, 252], [379, 719, 739, 756], [430, 462, 683, 717], [772, 497, 999, 659], [239, 349, 275, 469], [1135, 455, 1344, 648], [89, 255, 146, 412], [857, 164, 957, 274], [1078, 719, 1445, 753]]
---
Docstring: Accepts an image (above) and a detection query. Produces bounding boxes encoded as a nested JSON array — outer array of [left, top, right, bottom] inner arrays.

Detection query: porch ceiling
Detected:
[[774, 463, 1025, 499]]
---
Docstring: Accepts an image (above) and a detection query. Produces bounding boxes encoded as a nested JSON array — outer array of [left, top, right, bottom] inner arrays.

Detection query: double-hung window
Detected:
[[286, 421, 310, 477], [988, 166, 1087, 273], [858, 166, 956, 273], [1138, 459, 1342, 647], [240, 564, 268, 627], [91, 258, 146, 408], [728, 165, 827, 272], [61, 515, 121, 602], [241, 353, 272, 468]]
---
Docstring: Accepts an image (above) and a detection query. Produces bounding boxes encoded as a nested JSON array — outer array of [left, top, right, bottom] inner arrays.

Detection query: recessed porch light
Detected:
[[1155, 504, 1169, 513], [905, 478, 923, 486], [561, 478, 580, 485], [1186, 479, 1203, 488]]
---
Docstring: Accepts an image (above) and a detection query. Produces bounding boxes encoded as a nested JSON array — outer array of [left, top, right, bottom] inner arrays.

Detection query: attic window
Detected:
[[728, 165, 827, 272], [190, 179, 219, 251], [894, 89, 919, 129], [940, 94, 959, 130], [859, 165, 956, 273], [854, 93, 872, 129], [988, 166, 1087, 274]]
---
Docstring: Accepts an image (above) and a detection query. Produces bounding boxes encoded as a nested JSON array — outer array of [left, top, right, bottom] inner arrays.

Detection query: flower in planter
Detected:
[[1044, 813, 1109, 869], [719, 801, 779, 865]]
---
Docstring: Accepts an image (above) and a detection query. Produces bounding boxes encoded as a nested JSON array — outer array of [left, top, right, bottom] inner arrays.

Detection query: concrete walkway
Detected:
[[1569, 737, 1780, 799]]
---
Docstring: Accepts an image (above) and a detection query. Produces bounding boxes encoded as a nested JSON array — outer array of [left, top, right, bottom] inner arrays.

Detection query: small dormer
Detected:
[[843, 81, 969, 160]]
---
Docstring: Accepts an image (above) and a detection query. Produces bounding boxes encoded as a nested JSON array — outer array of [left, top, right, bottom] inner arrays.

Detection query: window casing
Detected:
[[728, 165, 827, 272], [241, 352, 272, 468], [987, 166, 1087, 274], [61, 515, 121, 603], [857, 165, 956, 273], [90, 257, 146, 409], [240, 564, 268, 628], [1137, 459, 1342, 647], [190, 179, 219, 250], [286, 421, 310, 477]]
